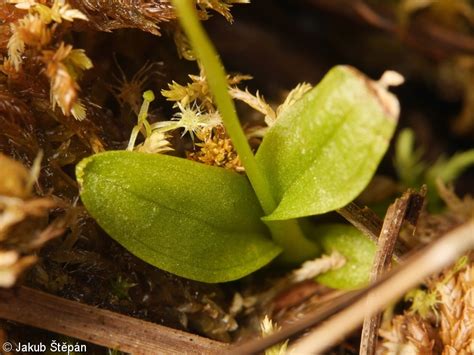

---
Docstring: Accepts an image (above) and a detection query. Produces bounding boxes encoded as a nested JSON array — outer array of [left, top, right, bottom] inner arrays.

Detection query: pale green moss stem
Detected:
[[127, 91, 155, 150]]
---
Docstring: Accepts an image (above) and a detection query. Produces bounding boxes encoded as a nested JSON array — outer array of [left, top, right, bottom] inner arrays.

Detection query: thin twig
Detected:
[[230, 221, 474, 354], [338, 203, 404, 262], [0, 287, 227, 354], [337, 203, 383, 244], [360, 189, 424, 355]]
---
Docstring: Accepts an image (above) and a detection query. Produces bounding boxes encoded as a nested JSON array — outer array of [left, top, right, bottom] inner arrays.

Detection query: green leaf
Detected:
[[76, 151, 281, 283], [309, 224, 376, 289], [256, 66, 399, 220], [425, 149, 474, 211], [427, 149, 474, 186], [394, 128, 426, 187]]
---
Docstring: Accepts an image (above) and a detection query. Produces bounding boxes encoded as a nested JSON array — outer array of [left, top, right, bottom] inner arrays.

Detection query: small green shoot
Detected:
[[394, 127, 474, 208], [395, 128, 426, 187], [76, 2, 400, 287], [405, 288, 440, 319], [406, 255, 468, 320], [110, 275, 137, 301]]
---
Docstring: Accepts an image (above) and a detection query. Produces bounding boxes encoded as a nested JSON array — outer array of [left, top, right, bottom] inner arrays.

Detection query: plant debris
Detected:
[[0, 153, 63, 287]]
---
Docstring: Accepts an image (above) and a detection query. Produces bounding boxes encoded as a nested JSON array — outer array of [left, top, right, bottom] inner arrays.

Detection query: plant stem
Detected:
[[171, 0, 275, 214], [267, 220, 321, 264], [171, 0, 319, 263]]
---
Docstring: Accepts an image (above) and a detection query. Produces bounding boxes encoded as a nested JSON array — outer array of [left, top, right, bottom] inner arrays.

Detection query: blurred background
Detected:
[[206, 0, 474, 194]]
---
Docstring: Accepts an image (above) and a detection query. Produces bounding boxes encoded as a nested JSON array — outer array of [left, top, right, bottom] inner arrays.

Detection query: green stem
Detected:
[[171, 0, 319, 263], [267, 220, 321, 264], [171, 0, 275, 214]]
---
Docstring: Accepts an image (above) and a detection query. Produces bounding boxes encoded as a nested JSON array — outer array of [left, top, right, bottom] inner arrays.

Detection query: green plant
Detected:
[[75, 1, 400, 287], [395, 128, 474, 209]]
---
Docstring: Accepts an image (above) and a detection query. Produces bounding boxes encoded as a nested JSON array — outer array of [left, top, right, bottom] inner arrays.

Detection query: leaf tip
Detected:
[[75, 155, 95, 188], [341, 66, 402, 122]]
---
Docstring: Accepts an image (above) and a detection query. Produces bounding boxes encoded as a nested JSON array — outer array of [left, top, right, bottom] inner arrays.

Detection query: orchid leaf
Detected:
[[76, 151, 281, 283], [310, 224, 376, 289], [256, 66, 399, 221]]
